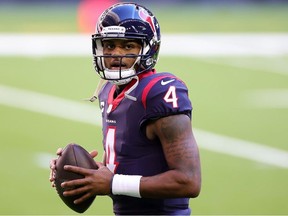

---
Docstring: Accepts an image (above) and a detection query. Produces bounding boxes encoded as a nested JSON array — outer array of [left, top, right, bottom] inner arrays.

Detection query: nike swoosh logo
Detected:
[[161, 79, 175, 85]]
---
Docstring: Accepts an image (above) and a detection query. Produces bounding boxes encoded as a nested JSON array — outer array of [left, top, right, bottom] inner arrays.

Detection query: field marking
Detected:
[[0, 85, 101, 125], [1, 84, 288, 169], [244, 89, 288, 108], [199, 57, 288, 76], [195, 130, 288, 169], [35, 153, 55, 169], [0, 33, 288, 57]]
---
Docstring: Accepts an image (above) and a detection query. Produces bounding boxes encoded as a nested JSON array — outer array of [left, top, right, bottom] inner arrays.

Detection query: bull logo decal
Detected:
[[139, 8, 156, 33]]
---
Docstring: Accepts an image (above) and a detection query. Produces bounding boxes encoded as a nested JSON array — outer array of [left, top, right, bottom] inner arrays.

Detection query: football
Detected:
[[54, 143, 98, 213]]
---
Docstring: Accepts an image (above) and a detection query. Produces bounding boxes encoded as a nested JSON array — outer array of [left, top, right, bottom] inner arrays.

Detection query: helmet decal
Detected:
[[139, 8, 155, 33]]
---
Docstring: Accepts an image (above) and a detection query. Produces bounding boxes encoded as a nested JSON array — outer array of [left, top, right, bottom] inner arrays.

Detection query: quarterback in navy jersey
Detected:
[[50, 2, 201, 215]]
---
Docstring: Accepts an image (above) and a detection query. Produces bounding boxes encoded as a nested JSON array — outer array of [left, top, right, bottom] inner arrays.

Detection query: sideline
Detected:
[[0, 33, 288, 57], [1, 84, 288, 168]]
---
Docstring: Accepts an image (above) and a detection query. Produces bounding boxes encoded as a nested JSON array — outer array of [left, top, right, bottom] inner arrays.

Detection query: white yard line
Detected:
[[35, 152, 56, 169], [195, 130, 288, 169], [0, 85, 101, 125], [0, 33, 288, 57], [244, 89, 288, 108], [1, 84, 288, 168], [199, 57, 288, 76]]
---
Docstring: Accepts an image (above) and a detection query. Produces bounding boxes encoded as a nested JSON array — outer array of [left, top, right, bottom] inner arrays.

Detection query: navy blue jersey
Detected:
[[98, 70, 193, 215]]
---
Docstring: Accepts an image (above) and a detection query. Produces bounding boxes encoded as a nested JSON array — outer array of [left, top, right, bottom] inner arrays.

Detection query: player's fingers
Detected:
[[56, 148, 63, 156], [64, 165, 95, 176], [49, 170, 56, 187], [73, 192, 93, 204], [49, 159, 56, 170], [50, 179, 56, 187], [66, 185, 87, 197], [49, 172, 53, 182], [61, 179, 83, 190], [64, 165, 88, 174], [96, 161, 104, 168], [89, 150, 98, 158], [62, 179, 89, 194]]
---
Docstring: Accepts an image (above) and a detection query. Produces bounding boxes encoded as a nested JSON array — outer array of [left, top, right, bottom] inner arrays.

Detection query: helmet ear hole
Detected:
[[92, 2, 161, 85]]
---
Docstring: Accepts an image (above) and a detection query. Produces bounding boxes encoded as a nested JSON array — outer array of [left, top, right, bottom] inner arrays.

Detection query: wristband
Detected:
[[111, 174, 142, 198]]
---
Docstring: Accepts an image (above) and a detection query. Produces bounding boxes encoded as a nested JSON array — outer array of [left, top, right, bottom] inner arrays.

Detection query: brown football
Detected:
[[54, 143, 98, 213]]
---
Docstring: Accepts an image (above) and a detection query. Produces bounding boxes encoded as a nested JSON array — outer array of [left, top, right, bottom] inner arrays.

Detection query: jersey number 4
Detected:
[[163, 86, 178, 108], [105, 126, 118, 173]]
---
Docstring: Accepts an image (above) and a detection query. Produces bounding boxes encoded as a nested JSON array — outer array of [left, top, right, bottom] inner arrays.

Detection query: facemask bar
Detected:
[[92, 35, 153, 85], [102, 53, 142, 74]]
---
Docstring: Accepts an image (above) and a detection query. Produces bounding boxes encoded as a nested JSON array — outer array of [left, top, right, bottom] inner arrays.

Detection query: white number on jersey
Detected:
[[163, 86, 178, 108], [105, 127, 118, 173]]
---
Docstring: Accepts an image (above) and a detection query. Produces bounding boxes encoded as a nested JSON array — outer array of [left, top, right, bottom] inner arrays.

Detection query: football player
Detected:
[[50, 2, 201, 215]]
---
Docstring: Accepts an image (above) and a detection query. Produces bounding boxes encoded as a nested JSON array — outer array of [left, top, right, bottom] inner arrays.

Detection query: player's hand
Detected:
[[61, 163, 113, 204], [49, 148, 98, 187]]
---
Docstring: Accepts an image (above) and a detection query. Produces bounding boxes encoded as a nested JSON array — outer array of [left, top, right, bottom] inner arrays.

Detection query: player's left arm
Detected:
[[141, 113, 201, 198]]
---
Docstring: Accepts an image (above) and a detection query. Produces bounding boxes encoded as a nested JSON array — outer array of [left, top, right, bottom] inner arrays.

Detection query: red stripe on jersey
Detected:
[[141, 75, 175, 109], [108, 70, 156, 112]]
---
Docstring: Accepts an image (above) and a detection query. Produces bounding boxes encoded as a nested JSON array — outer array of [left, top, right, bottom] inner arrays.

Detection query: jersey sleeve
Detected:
[[141, 76, 192, 123]]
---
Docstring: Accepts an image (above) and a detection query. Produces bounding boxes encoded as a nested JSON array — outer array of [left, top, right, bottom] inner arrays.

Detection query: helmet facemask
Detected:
[[92, 27, 157, 85]]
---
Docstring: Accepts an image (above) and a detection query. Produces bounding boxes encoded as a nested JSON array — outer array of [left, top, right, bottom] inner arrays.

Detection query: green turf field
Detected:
[[0, 2, 288, 215]]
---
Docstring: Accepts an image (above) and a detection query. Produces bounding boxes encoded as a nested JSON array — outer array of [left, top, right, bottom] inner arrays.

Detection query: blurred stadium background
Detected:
[[0, 0, 288, 215]]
